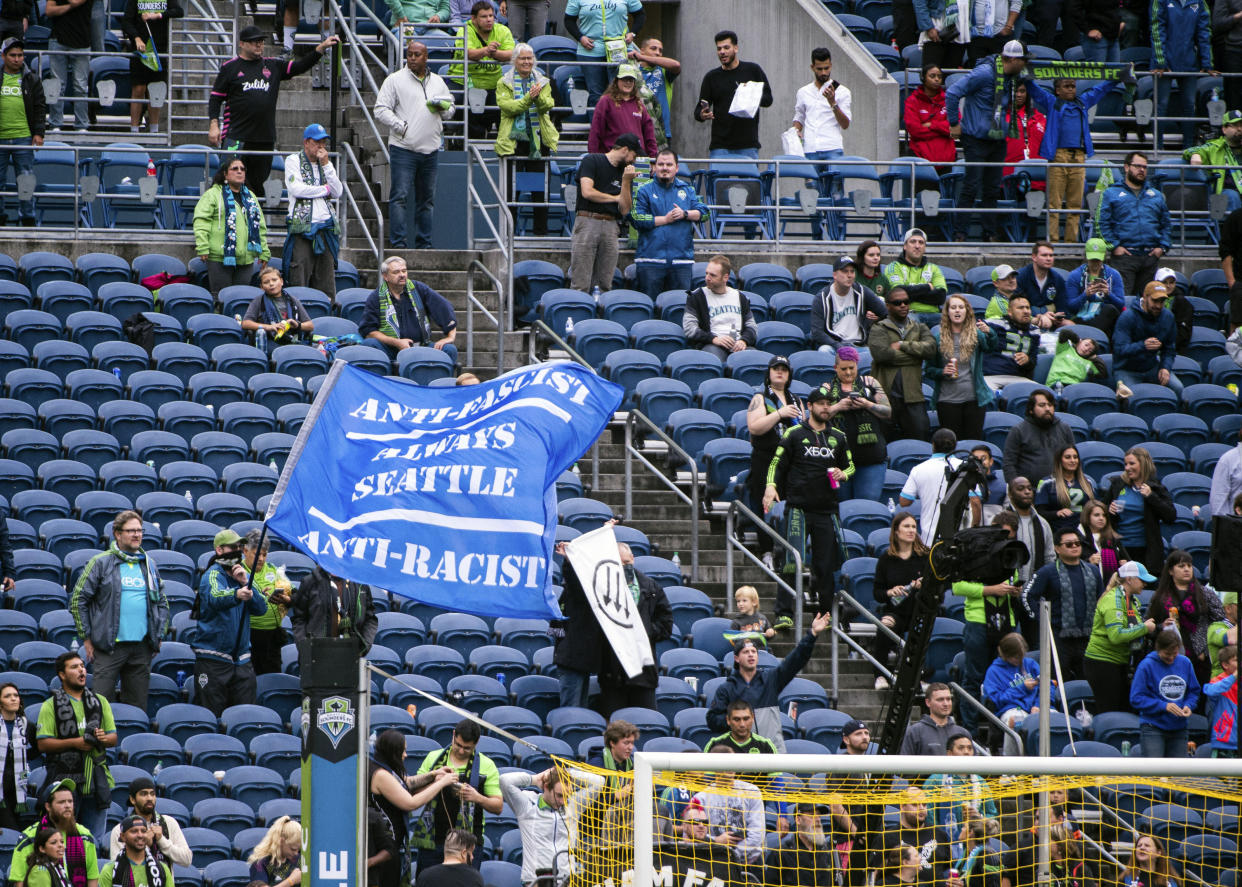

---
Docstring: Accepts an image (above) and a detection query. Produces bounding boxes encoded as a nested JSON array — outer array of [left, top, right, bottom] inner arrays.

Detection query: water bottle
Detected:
[[112, 367, 122, 381], [152, 760, 163, 777], [567, 76, 575, 92], [146, 459, 155, 468], [592, 285, 602, 304], [175, 669, 186, 688], [184, 490, 193, 506], [70, 637, 79, 653], [887, 497, 896, 514], [1075, 706, 1093, 730], [256, 326, 267, 352], [572, 462, 581, 477], [671, 551, 681, 569], [234, 313, 243, 326], [496, 673, 506, 690], [269, 459, 278, 473], [565, 316, 574, 336], [1054, 380, 1064, 399], [1121, 740, 1131, 756], [368, 730, 377, 753]]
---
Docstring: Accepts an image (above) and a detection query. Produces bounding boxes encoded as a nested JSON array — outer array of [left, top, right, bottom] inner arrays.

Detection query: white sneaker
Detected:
[[762, 552, 775, 571], [874, 676, 890, 690]]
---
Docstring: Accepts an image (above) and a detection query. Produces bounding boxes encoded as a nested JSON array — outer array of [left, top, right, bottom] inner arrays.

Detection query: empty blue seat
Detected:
[[4, 308, 62, 351], [4, 368, 62, 408], [221, 463, 277, 502], [93, 340, 150, 382], [20, 251, 74, 293], [11, 489, 70, 528], [431, 613, 493, 659], [568, 319, 628, 370], [189, 431, 249, 476], [11, 639, 68, 682], [62, 429, 122, 474], [128, 370, 187, 412], [629, 319, 685, 363], [164, 520, 221, 564], [32, 340, 90, 379], [63, 368, 123, 410], [74, 490, 131, 536], [211, 344, 269, 384], [65, 310, 123, 351], [396, 346, 455, 384], [725, 349, 775, 386], [159, 401, 216, 441], [40, 519, 100, 561], [37, 399, 93, 440], [157, 283, 215, 326], [120, 731, 185, 773], [152, 342, 211, 386], [247, 376, 302, 414], [556, 497, 614, 533], [189, 371, 246, 411], [545, 706, 607, 750], [194, 797, 256, 842], [666, 408, 726, 469], [250, 733, 300, 779], [469, 644, 530, 683], [185, 733, 248, 772], [130, 429, 192, 470], [156, 763, 221, 809], [1182, 383, 1237, 427], [37, 459, 95, 501], [187, 315, 245, 353]]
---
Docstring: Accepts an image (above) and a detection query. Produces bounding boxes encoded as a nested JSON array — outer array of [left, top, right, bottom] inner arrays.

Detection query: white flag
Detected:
[[564, 526, 654, 679]]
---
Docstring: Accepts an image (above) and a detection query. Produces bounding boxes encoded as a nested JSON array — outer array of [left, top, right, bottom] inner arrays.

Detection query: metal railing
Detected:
[[529, 319, 603, 489], [464, 258, 506, 373], [336, 140, 383, 266], [623, 410, 700, 583], [724, 500, 804, 636]]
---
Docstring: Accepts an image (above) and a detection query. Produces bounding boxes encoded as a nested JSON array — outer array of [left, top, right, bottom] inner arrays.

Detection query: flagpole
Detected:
[[266, 356, 349, 520]]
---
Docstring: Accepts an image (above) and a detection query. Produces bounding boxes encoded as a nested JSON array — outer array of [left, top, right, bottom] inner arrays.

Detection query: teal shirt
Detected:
[[1116, 486, 1146, 547], [117, 560, 148, 642], [565, 0, 643, 58]]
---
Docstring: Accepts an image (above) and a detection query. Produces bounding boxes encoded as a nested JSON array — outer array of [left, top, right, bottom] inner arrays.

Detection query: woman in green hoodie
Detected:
[[1045, 329, 1107, 388], [1084, 560, 1158, 712], [193, 155, 270, 296]]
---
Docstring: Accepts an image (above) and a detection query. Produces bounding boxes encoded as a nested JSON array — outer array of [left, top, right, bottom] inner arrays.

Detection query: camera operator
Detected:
[[192, 528, 268, 716]]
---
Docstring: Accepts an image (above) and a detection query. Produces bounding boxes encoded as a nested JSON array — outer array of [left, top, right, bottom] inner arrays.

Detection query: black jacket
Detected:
[[1067, 0, 1123, 40], [682, 286, 759, 348], [810, 282, 886, 349], [0, 0, 31, 23], [0, 67, 46, 139], [290, 567, 378, 655], [1102, 476, 1176, 574], [0, 502, 13, 582], [766, 422, 854, 512]]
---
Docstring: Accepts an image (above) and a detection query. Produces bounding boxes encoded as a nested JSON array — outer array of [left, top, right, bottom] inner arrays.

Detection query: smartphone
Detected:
[[847, 391, 863, 400]]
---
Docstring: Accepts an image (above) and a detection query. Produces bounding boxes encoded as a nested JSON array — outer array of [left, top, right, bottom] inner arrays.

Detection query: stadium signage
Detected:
[[590, 866, 725, 887]]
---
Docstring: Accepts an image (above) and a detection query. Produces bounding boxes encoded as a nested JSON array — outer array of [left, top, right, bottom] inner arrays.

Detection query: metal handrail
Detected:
[[724, 499, 803, 637], [465, 258, 505, 374], [466, 145, 515, 293], [337, 141, 383, 264], [327, 0, 393, 160], [946, 679, 1025, 753], [623, 410, 699, 583], [529, 320, 602, 489]]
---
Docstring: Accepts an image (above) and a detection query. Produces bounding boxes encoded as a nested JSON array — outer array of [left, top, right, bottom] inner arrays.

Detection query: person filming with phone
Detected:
[[1059, 237, 1125, 337]]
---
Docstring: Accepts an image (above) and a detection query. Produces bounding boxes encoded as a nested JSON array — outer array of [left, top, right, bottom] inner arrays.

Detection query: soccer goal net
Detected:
[[554, 752, 1242, 887]]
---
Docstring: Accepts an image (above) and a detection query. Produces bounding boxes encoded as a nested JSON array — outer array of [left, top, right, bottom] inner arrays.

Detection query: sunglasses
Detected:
[[888, 299, 910, 306]]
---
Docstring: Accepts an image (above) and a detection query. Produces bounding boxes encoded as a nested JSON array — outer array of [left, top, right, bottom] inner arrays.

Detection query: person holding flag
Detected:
[[120, 0, 183, 134]]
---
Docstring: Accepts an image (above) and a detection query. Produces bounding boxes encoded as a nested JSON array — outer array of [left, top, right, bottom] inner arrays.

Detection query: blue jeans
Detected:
[[709, 147, 759, 159], [840, 461, 886, 503], [1154, 74, 1200, 150], [48, 39, 90, 129], [635, 261, 692, 298], [1080, 36, 1120, 62], [1139, 722, 1188, 758], [91, 0, 107, 53], [0, 137, 34, 221], [805, 149, 843, 238], [1115, 366, 1184, 397], [577, 54, 615, 106], [558, 666, 590, 708], [389, 145, 438, 249]]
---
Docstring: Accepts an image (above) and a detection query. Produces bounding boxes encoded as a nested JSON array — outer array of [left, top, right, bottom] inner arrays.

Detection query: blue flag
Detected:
[[266, 362, 623, 619]]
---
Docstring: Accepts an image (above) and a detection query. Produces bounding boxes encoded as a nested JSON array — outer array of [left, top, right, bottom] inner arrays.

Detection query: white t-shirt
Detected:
[[901, 454, 978, 545], [794, 80, 852, 153], [830, 288, 861, 343], [705, 287, 744, 339]]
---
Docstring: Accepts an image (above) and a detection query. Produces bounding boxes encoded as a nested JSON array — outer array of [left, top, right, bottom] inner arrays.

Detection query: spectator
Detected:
[[1208, 591, 1237, 678], [1027, 526, 1105, 680], [9, 782, 100, 887], [706, 613, 830, 750], [708, 699, 777, 754], [68, 510, 168, 709], [193, 528, 267, 717], [1104, 446, 1175, 572], [451, 1, 514, 139], [120, 0, 181, 134], [1223, 206, 1242, 333], [279, 123, 342, 294], [730, 585, 776, 639], [449, 0, 494, 21], [1184, 111, 1242, 213], [499, 769, 569, 886], [1070, 0, 1123, 61], [982, 262, 1024, 318], [1098, 152, 1171, 295], [241, 266, 314, 350], [1131, 628, 1200, 756], [763, 388, 854, 612], [597, 542, 672, 715], [873, 511, 930, 690], [971, 0, 1023, 62], [1151, 0, 1212, 151], [1210, 427, 1242, 516], [193, 156, 270, 296], [1147, 549, 1227, 689], [793, 47, 850, 164], [1034, 80, 1124, 244], [495, 43, 557, 236], [360, 256, 459, 364], [208, 25, 339, 193], [1014, 241, 1069, 327], [0, 682, 32, 831], [1002, 388, 1076, 484], [945, 40, 1030, 243], [385, 0, 450, 30], [899, 428, 983, 545], [1153, 267, 1194, 351], [588, 64, 657, 156], [101, 816, 173, 887], [106, 776, 190, 867], [247, 815, 301, 886], [823, 345, 890, 502], [1205, 645, 1238, 756], [905, 64, 955, 171], [0, 38, 42, 228], [1079, 499, 1128, 576], [0, 495, 11, 593], [585, 719, 638, 811], [1060, 238, 1125, 336], [563, 0, 644, 106], [631, 35, 679, 150], [883, 228, 948, 316], [1218, 4, 1242, 112], [290, 565, 378, 656], [631, 147, 706, 297], [683, 254, 758, 359], [856, 240, 890, 301], [983, 289, 1038, 389], [913, 0, 970, 69], [690, 742, 765, 865], [869, 285, 938, 442], [923, 729, 998, 831], [415, 830, 484, 887], [1002, 83, 1046, 179], [1045, 328, 1108, 388], [982, 632, 1042, 755], [376, 40, 455, 251], [567, 133, 638, 293], [810, 256, 885, 358], [0, 1, 29, 40], [876, 843, 925, 887], [693, 30, 773, 158], [1121, 835, 1181, 887], [412, 720, 503, 870], [44, 0, 90, 132], [900, 683, 959, 755], [745, 355, 804, 579], [1113, 280, 1182, 394], [36, 653, 117, 839], [765, 802, 837, 887], [1034, 445, 1095, 535], [505, 0, 549, 42], [1085, 560, 1159, 711], [972, 445, 1008, 520], [927, 294, 998, 441], [1008, 476, 1055, 589]]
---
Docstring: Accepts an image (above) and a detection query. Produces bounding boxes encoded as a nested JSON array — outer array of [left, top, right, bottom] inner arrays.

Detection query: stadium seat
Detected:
[[188, 431, 248, 477], [538, 289, 595, 339], [689, 616, 735, 660], [405, 644, 467, 685], [156, 402, 214, 443], [75, 490, 131, 536], [663, 587, 715, 637], [739, 263, 795, 301], [12, 489, 70, 529], [128, 371, 188, 413], [926, 617, 966, 682], [546, 706, 607, 750], [568, 319, 628, 370], [271, 344, 328, 380], [600, 289, 654, 330], [149, 343, 209, 387], [1090, 412, 1148, 451], [417, 705, 464, 744], [0, 398, 35, 438], [11, 639, 67, 682], [491, 617, 550, 661], [160, 458, 219, 499], [655, 290, 687, 324], [629, 319, 686, 363], [185, 734, 249, 772], [40, 519, 100, 561], [32, 340, 90, 381], [4, 309, 61, 351], [888, 439, 933, 475], [505, 674, 557, 722], [383, 673, 444, 711], [247, 377, 303, 415], [468, 645, 530, 684], [396, 346, 455, 384], [64, 310, 123, 351], [156, 763, 221, 809], [1163, 472, 1212, 511], [203, 858, 254, 887], [20, 251, 74, 292], [1181, 383, 1237, 427], [1191, 442, 1231, 475], [1092, 711, 1142, 752], [221, 765, 284, 810], [1127, 384, 1180, 426], [257, 798, 301, 827], [10, 550, 61, 585], [121, 732, 185, 773], [97, 282, 154, 322], [164, 519, 220, 564]]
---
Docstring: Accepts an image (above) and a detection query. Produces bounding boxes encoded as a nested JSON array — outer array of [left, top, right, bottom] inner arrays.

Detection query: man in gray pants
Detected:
[[569, 132, 638, 292]]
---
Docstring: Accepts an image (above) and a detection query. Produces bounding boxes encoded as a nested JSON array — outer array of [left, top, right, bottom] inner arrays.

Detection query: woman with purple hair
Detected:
[[821, 344, 890, 502]]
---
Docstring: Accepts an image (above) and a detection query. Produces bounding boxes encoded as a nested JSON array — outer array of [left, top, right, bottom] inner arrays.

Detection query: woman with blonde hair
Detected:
[[1103, 446, 1176, 577], [927, 293, 997, 441], [1121, 834, 1179, 887], [248, 816, 303, 887], [1034, 445, 1095, 535]]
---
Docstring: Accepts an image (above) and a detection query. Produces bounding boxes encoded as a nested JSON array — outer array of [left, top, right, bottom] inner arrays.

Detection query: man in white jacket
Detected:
[[284, 123, 344, 295], [689, 743, 765, 865], [499, 768, 570, 886], [375, 39, 455, 250]]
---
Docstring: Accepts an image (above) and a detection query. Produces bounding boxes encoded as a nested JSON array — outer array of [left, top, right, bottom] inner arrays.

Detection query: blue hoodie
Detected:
[[1026, 81, 1123, 160], [194, 561, 268, 664], [1151, 0, 1213, 73], [1058, 263, 1127, 317], [945, 58, 1027, 141], [1113, 303, 1177, 374], [1130, 649, 1201, 731], [981, 655, 1040, 716], [631, 177, 709, 264], [1098, 182, 1173, 253]]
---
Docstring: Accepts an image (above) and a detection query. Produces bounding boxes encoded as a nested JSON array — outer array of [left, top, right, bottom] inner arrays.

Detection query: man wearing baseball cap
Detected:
[[1207, 591, 1238, 679], [100, 815, 173, 887], [0, 37, 44, 228], [1112, 280, 1183, 395], [945, 40, 1030, 243], [1186, 110, 1242, 212], [810, 255, 886, 358], [982, 267, 1039, 388], [8, 779, 100, 885], [1059, 238, 1125, 336], [882, 229, 948, 315], [107, 776, 191, 866], [192, 528, 268, 716], [283, 122, 342, 296]]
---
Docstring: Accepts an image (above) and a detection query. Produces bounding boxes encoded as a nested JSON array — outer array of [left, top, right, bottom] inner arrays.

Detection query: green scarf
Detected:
[[375, 279, 426, 342], [989, 59, 1136, 140], [287, 149, 339, 235]]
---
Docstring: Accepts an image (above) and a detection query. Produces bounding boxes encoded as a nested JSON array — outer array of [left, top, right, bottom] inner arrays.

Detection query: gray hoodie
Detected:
[[898, 715, 958, 756]]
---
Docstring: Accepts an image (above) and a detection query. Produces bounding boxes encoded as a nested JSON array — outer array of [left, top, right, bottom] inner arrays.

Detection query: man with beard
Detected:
[[983, 287, 1039, 390], [9, 779, 101, 885], [1007, 476, 1055, 642], [765, 803, 837, 887], [99, 816, 173, 887], [1112, 281, 1183, 395], [1002, 389, 1075, 485], [824, 720, 884, 887], [36, 652, 117, 840], [1186, 111, 1242, 212], [106, 777, 190, 867], [890, 787, 952, 877], [630, 148, 707, 298], [1097, 151, 1172, 296]]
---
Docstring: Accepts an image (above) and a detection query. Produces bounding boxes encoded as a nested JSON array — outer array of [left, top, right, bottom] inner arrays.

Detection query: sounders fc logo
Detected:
[[316, 696, 356, 749]]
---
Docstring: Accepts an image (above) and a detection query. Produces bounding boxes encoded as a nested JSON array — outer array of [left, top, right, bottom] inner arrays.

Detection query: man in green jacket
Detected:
[[867, 285, 938, 441], [1185, 110, 1242, 211], [1207, 590, 1238, 678], [451, 0, 514, 139], [883, 228, 949, 315]]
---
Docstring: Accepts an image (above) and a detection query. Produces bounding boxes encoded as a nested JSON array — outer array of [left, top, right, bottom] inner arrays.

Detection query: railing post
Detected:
[[624, 413, 633, 526]]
